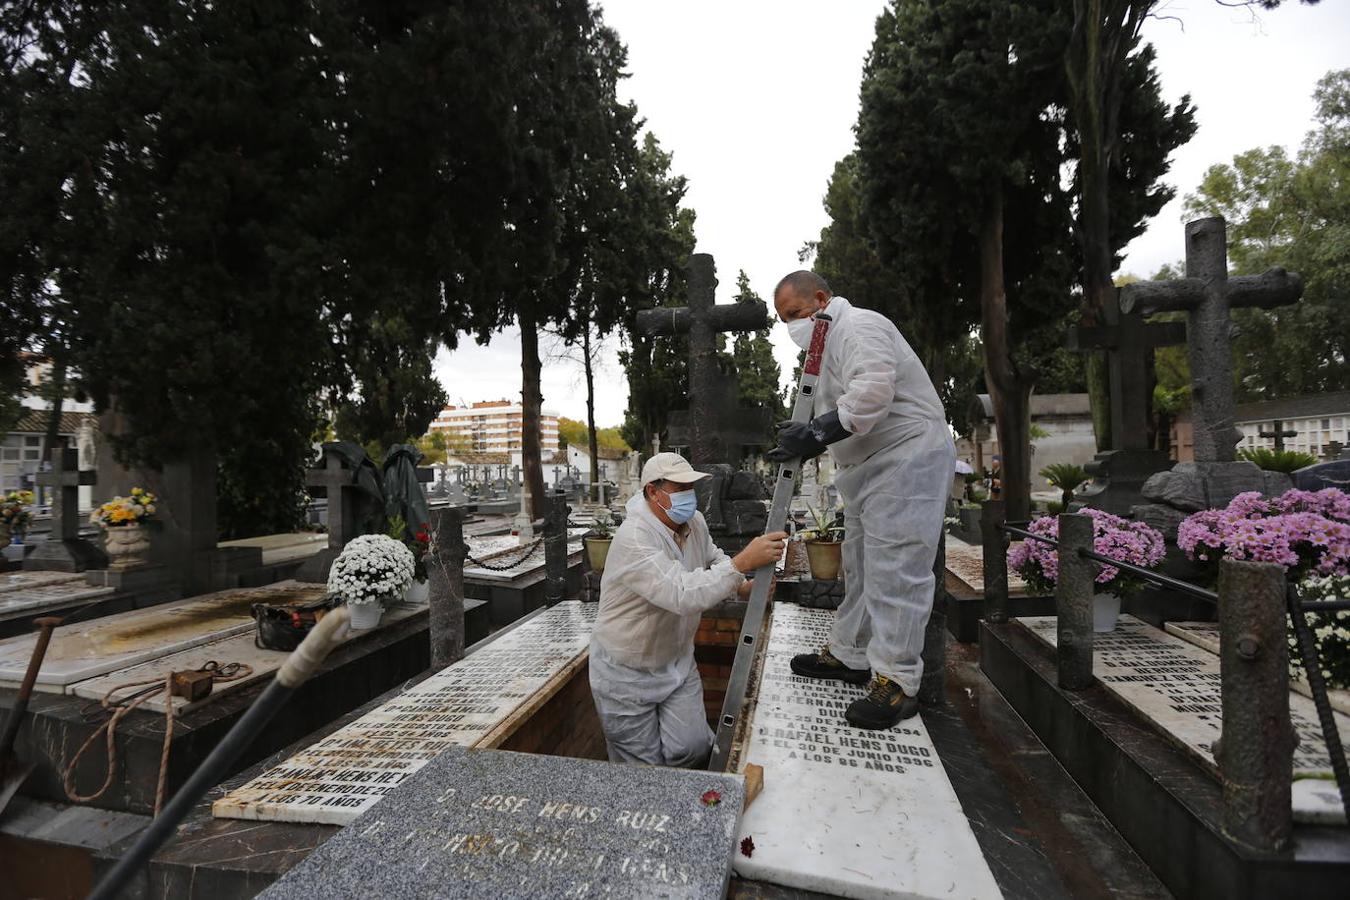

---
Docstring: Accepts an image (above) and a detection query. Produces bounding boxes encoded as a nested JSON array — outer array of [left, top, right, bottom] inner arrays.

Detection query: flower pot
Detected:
[[348, 602, 384, 631], [104, 524, 151, 570], [1093, 591, 1122, 632], [405, 579, 430, 605], [584, 536, 613, 573], [805, 540, 843, 581]]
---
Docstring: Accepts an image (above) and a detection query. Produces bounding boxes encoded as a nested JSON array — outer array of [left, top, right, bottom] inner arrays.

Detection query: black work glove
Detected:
[[765, 410, 850, 463]]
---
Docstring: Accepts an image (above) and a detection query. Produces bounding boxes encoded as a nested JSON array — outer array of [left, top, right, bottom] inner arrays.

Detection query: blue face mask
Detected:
[[664, 489, 699, 524]]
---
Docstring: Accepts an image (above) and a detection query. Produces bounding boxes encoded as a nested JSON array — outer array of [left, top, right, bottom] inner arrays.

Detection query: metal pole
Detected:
[[1216, 558, 1294, 852], [980, 500, 1008, 624], [918, 535, 947, 705], [543, 491, 569, 605], [1055, 514, 1095, 691], [427, 505, 467, 669]]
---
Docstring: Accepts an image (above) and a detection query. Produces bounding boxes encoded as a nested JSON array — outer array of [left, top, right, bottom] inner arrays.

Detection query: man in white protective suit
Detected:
[[589, 453, 787, 766], [768, 270, 955, 730]]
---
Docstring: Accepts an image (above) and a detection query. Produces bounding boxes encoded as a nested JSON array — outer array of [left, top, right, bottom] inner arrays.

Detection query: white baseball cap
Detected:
[[640, 452, 711, 488]]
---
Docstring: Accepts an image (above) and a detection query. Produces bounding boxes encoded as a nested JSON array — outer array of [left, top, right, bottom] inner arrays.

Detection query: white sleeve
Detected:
[[610, 526, 744, 616], [835, 320, 898, 437]]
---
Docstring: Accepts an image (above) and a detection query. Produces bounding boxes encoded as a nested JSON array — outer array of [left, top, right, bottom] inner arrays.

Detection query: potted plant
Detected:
[[327, 533, 416, 630], [91, 488, 158, 569], [0, 490, 34, 547], [1039, 463, 1089, 508], [1179, 488, 1350, 685], [584, 510, 615, 572], [801, 505, 845, 581], [388, 516, 432, 603], [1009, 508, 1165, 631]]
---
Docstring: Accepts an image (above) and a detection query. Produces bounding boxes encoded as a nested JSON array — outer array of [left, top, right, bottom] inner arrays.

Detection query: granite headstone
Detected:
[[260, 747, 745, 900]]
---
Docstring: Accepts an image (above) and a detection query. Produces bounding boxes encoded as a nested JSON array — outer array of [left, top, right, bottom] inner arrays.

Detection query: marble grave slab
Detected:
[[214, 602, 597, 825], [0, 571, 84, 594], [66, 599, 426, 714], [0, 581, 116, 622], [1166, 620, 1350, 719], [734, 604, 1002, 900], [260, 747, 743, 900], [1022, 615, 1350, 825], [463, 536, 586, 583], [0, 580, 322, 693], [944, 535, 1030, 597]]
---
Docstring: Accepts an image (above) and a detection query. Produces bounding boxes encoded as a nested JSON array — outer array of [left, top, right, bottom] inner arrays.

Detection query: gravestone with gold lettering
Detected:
[[259, 746, 744, 900]]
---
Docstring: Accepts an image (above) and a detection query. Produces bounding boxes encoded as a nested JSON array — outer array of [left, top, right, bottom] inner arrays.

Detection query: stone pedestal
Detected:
[[1074, 449, 1174, 517], [83, 564, 176, 593], [23, 537, 106, 574]]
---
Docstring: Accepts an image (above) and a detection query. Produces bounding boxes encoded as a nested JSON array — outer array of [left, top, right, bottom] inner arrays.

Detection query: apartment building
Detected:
[[429, 400, 560, 454]]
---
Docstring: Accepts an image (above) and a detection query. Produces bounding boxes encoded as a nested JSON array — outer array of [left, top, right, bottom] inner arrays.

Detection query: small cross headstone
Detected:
[[1121, 217, 1303, 462], [1258, 420, 1298, 452], [295, 451, 360, 583], [25, 447, 105, 573], [635, 253, 771, 467]]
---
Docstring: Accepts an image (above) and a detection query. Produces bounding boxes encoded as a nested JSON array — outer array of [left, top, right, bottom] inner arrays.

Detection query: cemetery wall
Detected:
[[494, 658, 607, 760]]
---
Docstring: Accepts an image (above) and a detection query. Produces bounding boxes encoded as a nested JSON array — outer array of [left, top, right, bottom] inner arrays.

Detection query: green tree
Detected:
[[729, 272, 787, 441], [857, 0, 1078, 520], [1182, 69, 1350, 401]]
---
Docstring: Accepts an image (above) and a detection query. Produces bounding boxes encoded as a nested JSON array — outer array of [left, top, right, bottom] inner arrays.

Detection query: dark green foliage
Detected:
[[730, 272, 787, 440], [1238, 447, 1319, 474]]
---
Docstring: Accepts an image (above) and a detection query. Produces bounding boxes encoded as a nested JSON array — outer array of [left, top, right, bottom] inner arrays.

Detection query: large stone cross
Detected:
[[634, 253, 771, 466], [1069, 307, 1186, 451], [1121, 217, 1303, 463]]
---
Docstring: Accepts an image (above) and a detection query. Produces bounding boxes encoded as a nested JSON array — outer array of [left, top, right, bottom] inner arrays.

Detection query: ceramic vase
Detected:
[[806, 540, 843, 581], [405, 579, 430, 605], [348, 601, 384, 631]]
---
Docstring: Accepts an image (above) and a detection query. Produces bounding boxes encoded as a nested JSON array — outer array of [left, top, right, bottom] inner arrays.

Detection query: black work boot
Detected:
[[790, 647, 871, 685], [846, 676, 919, 729]]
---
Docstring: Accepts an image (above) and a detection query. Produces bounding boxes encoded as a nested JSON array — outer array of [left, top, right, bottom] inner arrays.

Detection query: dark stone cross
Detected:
[[1258, 420, 1298, 452], [307, 453, 358, 555], [25, 447, 105, 572], [634, 253, 771, 467], [1068, 306, 1185, 451], [1121, 216, 1303, 462]]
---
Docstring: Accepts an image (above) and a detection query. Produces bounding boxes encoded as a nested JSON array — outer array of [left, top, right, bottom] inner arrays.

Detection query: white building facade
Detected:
[[429, 400, 560, 455]]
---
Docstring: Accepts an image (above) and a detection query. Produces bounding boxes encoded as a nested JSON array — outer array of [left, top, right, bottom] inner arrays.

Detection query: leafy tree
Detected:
[[619, 135, 698, 456], [1182, 69, 1350, 401], [729, 272, 786, 441]]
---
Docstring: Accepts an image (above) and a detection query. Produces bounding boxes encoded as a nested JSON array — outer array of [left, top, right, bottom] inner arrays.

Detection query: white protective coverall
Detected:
[[815, 296, 955, 695], [588, 492, 744, 766]]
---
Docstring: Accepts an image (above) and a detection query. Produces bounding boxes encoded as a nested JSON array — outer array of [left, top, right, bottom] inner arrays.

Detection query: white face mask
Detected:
[[786, 316, 815, 350]]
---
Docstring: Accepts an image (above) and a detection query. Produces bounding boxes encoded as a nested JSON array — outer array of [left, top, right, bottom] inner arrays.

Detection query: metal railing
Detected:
[[979, 501, 1350, 851]]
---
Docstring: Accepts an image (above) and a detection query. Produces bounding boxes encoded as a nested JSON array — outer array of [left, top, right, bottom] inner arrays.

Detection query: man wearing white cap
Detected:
[[589, 452, 787, 767]]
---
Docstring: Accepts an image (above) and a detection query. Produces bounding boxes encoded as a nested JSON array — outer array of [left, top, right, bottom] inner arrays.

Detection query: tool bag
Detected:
[[252, 595, 342, 651]]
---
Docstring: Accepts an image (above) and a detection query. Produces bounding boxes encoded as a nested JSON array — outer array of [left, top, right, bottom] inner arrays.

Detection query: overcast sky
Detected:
[[434, 0, 1349, 431]]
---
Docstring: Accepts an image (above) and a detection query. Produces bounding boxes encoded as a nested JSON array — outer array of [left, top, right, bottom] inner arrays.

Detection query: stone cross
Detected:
[[36, 447, 95, 541], [1121, 217, 1303, 462], [634, 253, 770, 466], [1259, 420, 1298, 452], [1068, 307, 1185, 451], [307, 453, 358, 554], [25, 446, 105, 572]]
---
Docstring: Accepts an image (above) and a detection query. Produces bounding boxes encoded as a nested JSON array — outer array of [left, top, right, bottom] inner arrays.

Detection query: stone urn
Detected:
[[104, 524, 151, 570], [805, 539, 843, 581], [584, 535, 613, 573]]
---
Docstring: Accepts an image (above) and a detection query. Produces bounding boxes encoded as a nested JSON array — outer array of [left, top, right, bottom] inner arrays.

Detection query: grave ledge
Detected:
[[980, 619, 1350, 900]]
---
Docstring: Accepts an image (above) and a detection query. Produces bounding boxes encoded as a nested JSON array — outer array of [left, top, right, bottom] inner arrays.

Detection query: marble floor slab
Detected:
[[213, 601, 598, 826], [0, 580, 322, 693], [733, 604, 1002, 900], [944, 535, 1030, 597], [65, 600, 424, 714], [1021, 615, 1350, 825]]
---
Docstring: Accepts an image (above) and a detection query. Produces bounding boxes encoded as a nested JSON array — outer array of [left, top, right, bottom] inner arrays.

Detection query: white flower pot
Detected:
[[1093, 592, 1122, 632], [348, 602, 384, 631], [104, 524, 151, 570], [405, 579, 429, 605]]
